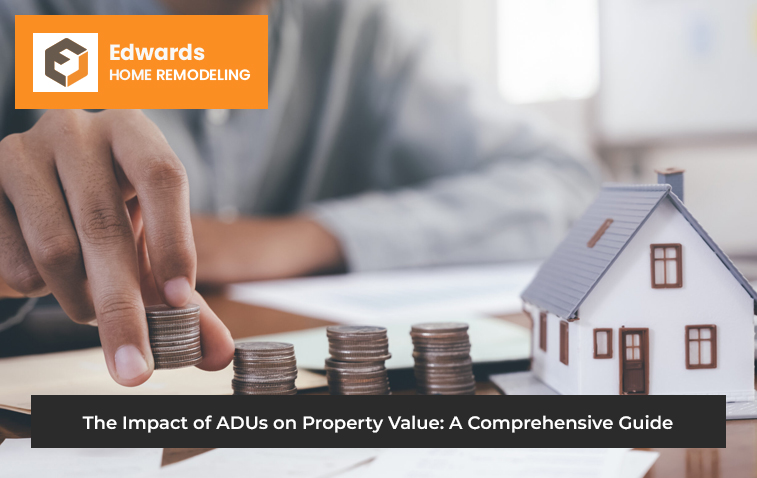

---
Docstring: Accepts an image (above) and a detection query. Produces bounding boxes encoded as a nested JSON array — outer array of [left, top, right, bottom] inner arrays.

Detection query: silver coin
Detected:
[[417, 380, 476, 388], [236, 341, 294, 353], [154, 352, 203, 364], [150, 333, 201, 344], [154, 356, 203, 370], [146, 303, 201, 315], [329, 352, 392, 362], [327, 338, 388, 346], [147, 324, 200, 337], [234, 355, 296, 364], [411, 322, 468, 334], [325, 358, 386, 368], [416, 379, 476, 388], [413, 352, 471, 359], [234, 366, 297, 375], [232, 380, 296, 391], [328, 388, 390, 395], [328, 348, 390, 356], [147, 311, 200, 320], [327, 369, 388, 378], [148, 322, 201, 331], [233, 387, 298, 395], [233, 382, 298, 391], [152, 343, 203, 354], [149, 332, 201, 341], [233, 372, 298, 381], [329, 385, 389, 393], [147, 320, 200, 333], [328, 343, 390, 352], [411, 336, 469, 343], [418, 388, 476, 396], [326, 326, 387, 337], [412, 345, 471, 352], [151, 337, 202, 348], [154, 348, 203, 359], [327, 371, 388, 381], [234, 361, 298, 370], [414, 357, 472, 367]]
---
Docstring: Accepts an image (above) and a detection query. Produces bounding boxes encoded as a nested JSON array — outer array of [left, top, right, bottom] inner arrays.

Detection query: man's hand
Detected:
[[192, 215, 345, 284], [0, 110, 234, 386], [0, 276, 23, 298]]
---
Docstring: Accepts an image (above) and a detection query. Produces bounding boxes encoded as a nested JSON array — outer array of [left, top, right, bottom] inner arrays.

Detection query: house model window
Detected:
[[651, 244, 682, 288], [539, 312, 547, 351], [559, 321, 569, 365], [625, 333, 641, 360], [686, 325, 717, 369], [593, 328, 613, 359]]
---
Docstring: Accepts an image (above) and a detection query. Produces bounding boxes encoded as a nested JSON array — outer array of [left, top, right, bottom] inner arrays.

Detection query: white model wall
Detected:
[[529, 310, 581, 395], [578, 198, 755, 400]]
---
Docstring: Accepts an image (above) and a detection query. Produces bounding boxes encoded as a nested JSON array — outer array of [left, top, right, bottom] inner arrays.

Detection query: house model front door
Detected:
[[620, 328, 649, 395]]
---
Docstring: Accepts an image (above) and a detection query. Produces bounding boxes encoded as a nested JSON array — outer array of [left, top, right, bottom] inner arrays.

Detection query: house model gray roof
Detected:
[[521, 183, 757, 319]]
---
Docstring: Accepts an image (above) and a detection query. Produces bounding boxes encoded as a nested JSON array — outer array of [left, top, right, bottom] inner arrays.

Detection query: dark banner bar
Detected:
[[32, 395, 724, 448]]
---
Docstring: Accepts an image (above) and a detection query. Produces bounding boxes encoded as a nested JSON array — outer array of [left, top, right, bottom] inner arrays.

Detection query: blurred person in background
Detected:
[[0, 0, 599, 385]]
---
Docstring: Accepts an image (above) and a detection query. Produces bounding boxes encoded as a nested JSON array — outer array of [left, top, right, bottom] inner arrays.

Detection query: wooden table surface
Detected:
[[1, 292, 755, 478]]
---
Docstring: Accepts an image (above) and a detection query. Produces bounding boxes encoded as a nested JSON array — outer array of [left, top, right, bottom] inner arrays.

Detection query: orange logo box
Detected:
[[16, 15, 268, 109]]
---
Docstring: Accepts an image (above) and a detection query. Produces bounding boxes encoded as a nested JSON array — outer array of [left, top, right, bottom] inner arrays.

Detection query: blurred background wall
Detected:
[[385, 0, 757, 261]]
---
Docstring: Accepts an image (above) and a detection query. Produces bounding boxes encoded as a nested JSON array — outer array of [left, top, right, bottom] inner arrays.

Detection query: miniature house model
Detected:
[[521, 169, 756, 402]]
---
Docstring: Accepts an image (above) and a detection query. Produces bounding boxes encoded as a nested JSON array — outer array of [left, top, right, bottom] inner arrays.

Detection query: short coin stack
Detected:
[[412, 322, 476, 395], [325, 326, 391, 395], [232, 342, 298, 395], [146, 304, 202, 370]]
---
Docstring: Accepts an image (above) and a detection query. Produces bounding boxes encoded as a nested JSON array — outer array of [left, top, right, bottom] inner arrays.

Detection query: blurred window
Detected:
[[559, 320, 569, 365], [539, 311, 547, 352], [651, 244, 682, 289], [497, 0, 599, 103], [593, 328, 612, 359], [686, 325, 717, 369]]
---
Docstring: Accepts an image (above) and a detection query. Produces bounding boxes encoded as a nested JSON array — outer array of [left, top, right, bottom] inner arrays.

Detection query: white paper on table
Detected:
[[228, 262, 539, 324], [0, 347, 327, 414], [145, 448, 381, 478], [0, 438, 162, 477], [337, 448, 630, 478], [621, 450, 660, 478]]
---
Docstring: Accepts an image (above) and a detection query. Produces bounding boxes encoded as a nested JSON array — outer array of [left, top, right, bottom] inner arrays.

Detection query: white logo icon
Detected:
[[33, 33, 98, 92]]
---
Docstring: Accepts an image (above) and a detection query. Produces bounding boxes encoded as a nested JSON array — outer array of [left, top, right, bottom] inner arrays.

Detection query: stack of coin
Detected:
[[412, 322, 476, 395], [325, 326, 391, 395], [146, 304, 202, 370], [232, 342, 298, 395]]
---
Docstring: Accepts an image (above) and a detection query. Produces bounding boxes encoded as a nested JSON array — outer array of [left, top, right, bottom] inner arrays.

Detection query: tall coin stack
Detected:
[[146, 304, 202, 370], [232, 342, 298, 395], [411, 322, 476, 395], [325, 326, 391, 395]]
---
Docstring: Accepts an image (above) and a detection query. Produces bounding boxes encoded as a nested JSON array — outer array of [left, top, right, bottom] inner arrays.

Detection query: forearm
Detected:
[[192, 215, 345, 284], [309, 157, 600, 272]]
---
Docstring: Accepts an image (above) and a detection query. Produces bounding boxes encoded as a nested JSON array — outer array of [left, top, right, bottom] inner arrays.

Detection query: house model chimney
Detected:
[[655, 167, 685, 202]]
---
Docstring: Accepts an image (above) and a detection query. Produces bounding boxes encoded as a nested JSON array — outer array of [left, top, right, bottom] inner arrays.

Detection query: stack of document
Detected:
[[0, 440, 660, 478], [0, 439, 163, 477], [338, 448, 659, 478], [229, 262, 539, 324], [150, 447, 659, 478]]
